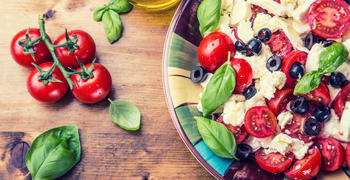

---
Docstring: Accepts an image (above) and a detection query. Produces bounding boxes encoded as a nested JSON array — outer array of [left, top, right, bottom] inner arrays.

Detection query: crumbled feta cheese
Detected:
[[253, 13, 273, 34], [247, 0, 287, 16], [222, 95, 245, 125], [281, 0, 298, 16], [291, 0, 317, 22], [305, 43, 323, 73], [340, 102, 350, 139], [237, 20, 254, 43], [321, 110, 350, 142], [221, 0, 234, 10], [200, 73, 213, 88], [244, 135, 274, 152], [245, 93, 266, 110], [230, 0, 252, 26], [278, 111, 293, 130], [218, 13, 237, 41], [256, 71, 286, 100]]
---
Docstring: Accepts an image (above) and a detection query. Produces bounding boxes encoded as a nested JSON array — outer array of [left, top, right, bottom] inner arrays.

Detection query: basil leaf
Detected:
[[318, 43, 349, 74], [109, 0, 133, 14], [102, 9, 123, 43], [93, 6, 108, 22], [195, 116, 238, 159], [294, 70, 322, 95], [197, 0, 221, 37], [201, 60, 235, 116], [109, 99, 141, 131], [26, 125, 81, 180]]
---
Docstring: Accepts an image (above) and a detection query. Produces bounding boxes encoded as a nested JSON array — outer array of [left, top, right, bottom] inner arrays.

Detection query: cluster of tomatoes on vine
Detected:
[[10, 16, 112, 104]]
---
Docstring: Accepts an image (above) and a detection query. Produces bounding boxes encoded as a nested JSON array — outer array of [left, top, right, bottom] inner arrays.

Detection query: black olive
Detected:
[[246, 39, 262, 55], [330, 72, 347, 88], [314, 105, 331, 123], [289, 62, 304, 79], [257, 28, 272, 43], [266, 55, 282, 72], [245, 50, 254, 57], [190, 66, 208, 83], [291, 96, 309, 114], [345, 0, 350, 5], [242, 85, 257, 100], [304, 118, 321, 136], [304, 33, 325, 50], [323, 40, 336, 48], [236, 144, 253, 160], [235, 41, 248, 53]]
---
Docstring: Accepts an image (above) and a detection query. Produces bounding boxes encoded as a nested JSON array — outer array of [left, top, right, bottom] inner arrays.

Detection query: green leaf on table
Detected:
[[109, 99, 141, 131], [26, 125, 81, 180], [93, 6, 108, 21], [195, 116, 238, 159], [102, 9, 123, 44], [197, 0, 221, 37], [109, 0, 133, 14]]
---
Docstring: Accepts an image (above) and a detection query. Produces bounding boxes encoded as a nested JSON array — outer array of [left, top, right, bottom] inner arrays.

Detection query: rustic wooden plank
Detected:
[[0, 0, 213, 179]]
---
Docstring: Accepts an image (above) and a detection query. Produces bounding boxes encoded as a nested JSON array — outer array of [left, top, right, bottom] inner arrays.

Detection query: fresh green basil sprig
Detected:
[[195, 116, 238, 159], [109, 99, 141, 131], [201, 54, 236, 116], [197, 0, 221, 37], [93, 0, 132, 43], [294, 43, 349, 95], [26, 125, 81, 180]]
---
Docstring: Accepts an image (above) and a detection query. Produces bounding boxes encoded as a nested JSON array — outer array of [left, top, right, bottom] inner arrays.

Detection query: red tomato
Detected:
[[197, 32, 236, 73], [10, 28, 52, 68], [230, 58, 253, 94], [71, 63, 112, 104], [315, 138, 344, 171], [285, 146, 321, 180], [266, 30, 293, 59], [305, 83, 331, 106], [346, 143, 350, 168], [333, 83, 350, 117], [308, 0, 350, 39], [27, 62, 68, 103], [244, 106, 277, 138], [281, 50, 308, 88], [268, 88, 294, 115], [216, 116, 248, 144], [54, 30, 96, 69], [255, 149, 294, 173], [282, 113, 316, 142]]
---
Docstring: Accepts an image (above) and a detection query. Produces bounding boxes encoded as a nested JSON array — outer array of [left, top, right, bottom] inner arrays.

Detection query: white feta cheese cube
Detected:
[[305, 43, 324, 73], [237, 20, 254, 43], [278, 111, 294, 130]]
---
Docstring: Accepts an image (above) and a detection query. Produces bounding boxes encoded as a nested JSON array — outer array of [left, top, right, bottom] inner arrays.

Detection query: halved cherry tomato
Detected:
[[285, 146, 321, 180], [305, 83, 331, 106], [346, 143, 350, 168], [268, 88, 294, 115], [230, 58, 253, 94], [308, 0, 350, 39], [244, 106, 277, 138], [333, 83, 350, 117], [281, 50, 308, 88], [266, 30, 293, 59], [216, 116, 248, 144], [198, 32, 236, 73], [255, 149, 294, 173], [315, 138, 344, 171], [283, 113, 316, 142]]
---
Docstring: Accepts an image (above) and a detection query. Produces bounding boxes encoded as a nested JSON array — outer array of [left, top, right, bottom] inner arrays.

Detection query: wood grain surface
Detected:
[[0, 0, 213, 179]]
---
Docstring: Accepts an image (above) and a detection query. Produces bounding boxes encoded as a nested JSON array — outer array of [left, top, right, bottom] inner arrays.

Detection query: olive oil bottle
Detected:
[[128, 0, 181, 11]]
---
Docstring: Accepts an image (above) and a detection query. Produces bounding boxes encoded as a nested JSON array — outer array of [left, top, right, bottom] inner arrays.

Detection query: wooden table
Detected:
[[0, 0, 213, 179]]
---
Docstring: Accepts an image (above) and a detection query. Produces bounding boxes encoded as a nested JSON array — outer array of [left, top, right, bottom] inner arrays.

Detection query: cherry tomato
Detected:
[[285, 146, 321, 180], [308, 0, 350, 39], [217, 116, 248, 144], [266, 30, 293, 59], [10, 28, 52, 68], [244, 106, 277, 138], [71, 63, 112, 104], [268, 88, 294, 115], [305, 83, 331, 106], [255, 149, 294, 173], [281, 50, 308, 88], [315, 138, 344, 171], [230, 58, 253, 94], [283, 113, 316, 142], [27, 62, 68, 103], [197, 32, 236, 73], [346, 143, 350, 168], [333, 83, 350, 117], [54, 30, 96, 69]]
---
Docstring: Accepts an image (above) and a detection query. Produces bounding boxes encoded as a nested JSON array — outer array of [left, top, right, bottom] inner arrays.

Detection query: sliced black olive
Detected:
[[190, 66, 208, 83], [314, 105, 331, 123], [289, 62, 304, 79], [242, 85, 257, 100], [266, 55, 282, 72], [330, 72, 347, 88], [245, 50, 254, 57], [257, 28, 272, 43], [323, 40, 336, 48], [236, 144, 253, 160], [235, 41, 248, 53], [291, 96, 309, 114], [345, 0, 350, 5], [304, 118, 321, 136], [246, 39, 262, 55], [304, 33, 325, 50]]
